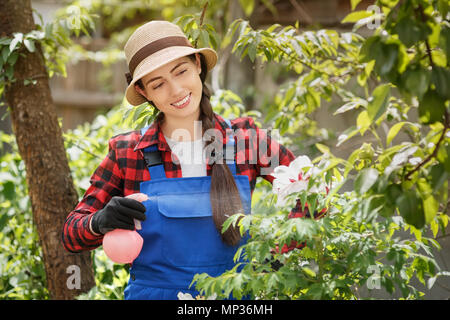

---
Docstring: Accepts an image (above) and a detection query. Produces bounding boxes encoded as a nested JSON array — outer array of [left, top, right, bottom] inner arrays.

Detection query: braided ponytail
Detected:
[[193, 54, 244, 247]]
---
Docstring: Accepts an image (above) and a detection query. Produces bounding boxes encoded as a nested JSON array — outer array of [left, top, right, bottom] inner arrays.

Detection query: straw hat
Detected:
[[124, 20, 218, 106]]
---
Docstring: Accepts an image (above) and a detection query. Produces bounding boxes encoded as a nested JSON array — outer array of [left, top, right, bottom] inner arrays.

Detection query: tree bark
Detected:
[[0, 0, 95, 299]]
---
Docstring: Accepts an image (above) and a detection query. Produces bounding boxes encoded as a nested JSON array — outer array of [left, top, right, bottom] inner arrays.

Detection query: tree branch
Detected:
[[404, 3, 449, 180], [405, 112, 449, 180], [199, 1, 208, 27]]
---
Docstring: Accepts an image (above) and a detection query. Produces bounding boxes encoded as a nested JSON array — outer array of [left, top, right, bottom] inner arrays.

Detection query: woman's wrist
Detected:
[[89, 213, 102, 236]]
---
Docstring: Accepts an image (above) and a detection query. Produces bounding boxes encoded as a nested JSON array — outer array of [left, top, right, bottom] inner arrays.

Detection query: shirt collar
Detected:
[[133, 112, 230, 152]]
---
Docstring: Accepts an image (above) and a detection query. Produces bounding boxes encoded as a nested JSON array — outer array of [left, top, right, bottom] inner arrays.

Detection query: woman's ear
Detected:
[[134, 83, 149, 100], [195, 53, 202, 74]]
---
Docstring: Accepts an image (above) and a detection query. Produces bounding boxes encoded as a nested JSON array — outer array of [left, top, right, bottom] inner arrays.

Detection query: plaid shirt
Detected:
[[62, 113, 323, 253]]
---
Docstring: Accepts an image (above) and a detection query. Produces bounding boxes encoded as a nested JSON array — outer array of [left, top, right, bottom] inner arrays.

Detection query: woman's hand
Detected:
[[90, 196, 147, 234]]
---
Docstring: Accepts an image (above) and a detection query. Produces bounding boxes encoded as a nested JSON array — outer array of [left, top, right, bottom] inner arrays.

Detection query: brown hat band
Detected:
[[125, 36, 193, 84]]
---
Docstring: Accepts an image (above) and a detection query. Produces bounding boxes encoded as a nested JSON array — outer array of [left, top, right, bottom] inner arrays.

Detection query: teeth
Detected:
[[172, 94, 190, 106]]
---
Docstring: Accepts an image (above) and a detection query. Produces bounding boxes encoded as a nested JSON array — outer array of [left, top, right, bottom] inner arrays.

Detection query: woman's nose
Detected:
[[168, 80, 184, 96]]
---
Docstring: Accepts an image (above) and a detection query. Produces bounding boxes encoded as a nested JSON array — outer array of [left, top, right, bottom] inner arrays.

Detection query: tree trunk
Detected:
[[0, 0, 95, 299]]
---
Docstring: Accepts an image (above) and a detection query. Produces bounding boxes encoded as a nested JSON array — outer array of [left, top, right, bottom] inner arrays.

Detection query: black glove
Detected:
[[91, 196, 147, 234]]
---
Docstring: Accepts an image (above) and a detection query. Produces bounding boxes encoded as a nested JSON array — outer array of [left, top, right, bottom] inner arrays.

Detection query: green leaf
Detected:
[[199, 29, 209, 48], [351, 0, 362, 10], [342, 10, 373, 24], [208, 32, 218, 50], [356, 110, 371, 134], [379, 43, 399, 76], [386, 122, 406, 146], [302, 267, 316, 278], [379, 203, 396, 218], [431, 66, 450, 100], [337, 126, 359, 147], [367, 84, 390, 122], [9, 33, 23, 52], [239, 0, 255, 17], [221, 213, 244, 234], [267, 273, 280, 291], [2, 181, 15, 200], [333, 98, 367, 115], [439, 25, 450, 60], [284, 86, 296, 106], [248, 41, 257, 62], [307, 193, 318, 218], [344, 149, 362, 177], [354, 168, 379, 194], [359, 35, 381, 63], [23, 39, 35, 53], [428, 276, 437, 290], [386, 183, 403, 207], [437, 143, 450, 173], [0, 37, 11, 45], [5, 64, 14, 80], [423, 194, 439, 223], [307, 283, 323, 299], [363, 194, 386, 218], [438, 0, 450, 17], [315, 143, 330, 154], [394, 16, 431, 47], [0, 211, 9, 232], [401, 65, 430, 100], [428, 21, 441, 48], [429, 163, 448, 192], [2, 46, 9, 62], [396, 189, 425, 229], [418, 89, 445, 124], [7, 52, 18, 66]]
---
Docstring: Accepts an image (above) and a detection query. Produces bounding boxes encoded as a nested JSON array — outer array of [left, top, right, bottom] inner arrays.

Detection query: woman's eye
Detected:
[[153, 83, 163, 89], [178, 69, 187, 76]]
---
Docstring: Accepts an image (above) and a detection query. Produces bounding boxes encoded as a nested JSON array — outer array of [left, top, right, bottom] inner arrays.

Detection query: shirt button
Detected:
[[131, 274, 135, 281]]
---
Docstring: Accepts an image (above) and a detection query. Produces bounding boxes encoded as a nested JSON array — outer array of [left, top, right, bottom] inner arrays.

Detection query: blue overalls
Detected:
[[124, 119, 252, 300]]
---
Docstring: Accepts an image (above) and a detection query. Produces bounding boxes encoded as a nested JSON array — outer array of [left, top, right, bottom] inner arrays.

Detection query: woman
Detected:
[[62, 20, 318, 300]]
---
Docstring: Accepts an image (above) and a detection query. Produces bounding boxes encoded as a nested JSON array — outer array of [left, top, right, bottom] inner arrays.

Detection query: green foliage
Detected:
[[0, 134, 48, 299], [223, 18, 366, 143], [187, 0, 450, 299], [0, 4, 96, 103], [191, 165, 447, 299], [174, 14, 220, 50], [76, 249, 129, 300], [219, 0, 450, 232]]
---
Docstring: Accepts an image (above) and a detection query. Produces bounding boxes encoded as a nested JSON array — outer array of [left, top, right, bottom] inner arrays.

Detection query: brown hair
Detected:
[[135, 53, 244, 246]]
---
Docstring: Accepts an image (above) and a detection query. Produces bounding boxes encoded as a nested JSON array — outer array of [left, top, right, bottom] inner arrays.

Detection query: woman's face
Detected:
[[135, 54, 203, 124]]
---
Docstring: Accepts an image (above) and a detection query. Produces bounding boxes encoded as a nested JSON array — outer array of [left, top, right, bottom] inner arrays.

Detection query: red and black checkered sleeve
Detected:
[[62, 138, 124, 253]]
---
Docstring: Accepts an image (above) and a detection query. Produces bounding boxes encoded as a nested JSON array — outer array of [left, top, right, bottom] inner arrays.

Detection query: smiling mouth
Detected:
[[171, 93, 191, 108]]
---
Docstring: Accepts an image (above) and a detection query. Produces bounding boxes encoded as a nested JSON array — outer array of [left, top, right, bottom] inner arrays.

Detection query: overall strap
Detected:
[[140, 126, 166, 179], [140, 119, 237, 178], [223, 119, 237, 175]]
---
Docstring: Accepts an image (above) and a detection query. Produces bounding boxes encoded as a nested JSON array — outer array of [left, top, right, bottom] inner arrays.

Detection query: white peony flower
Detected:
[[177, 291, 217, 300], [207, 293, 217, 300], [177, 292, 194, 300], [271, 155, 328, 207]]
